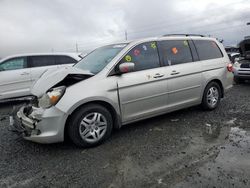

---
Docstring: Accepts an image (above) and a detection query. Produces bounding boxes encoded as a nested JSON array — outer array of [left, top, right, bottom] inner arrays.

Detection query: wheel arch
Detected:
[[64, 100, 122, 141], [205, 79, 224, 98]]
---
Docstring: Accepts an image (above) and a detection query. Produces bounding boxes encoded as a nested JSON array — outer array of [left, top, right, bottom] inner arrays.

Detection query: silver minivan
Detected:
[[16, 35, 233, 147]]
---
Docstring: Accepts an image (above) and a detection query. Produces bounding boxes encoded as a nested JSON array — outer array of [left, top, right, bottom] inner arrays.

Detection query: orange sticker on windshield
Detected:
[[172, 47, 178, 54]]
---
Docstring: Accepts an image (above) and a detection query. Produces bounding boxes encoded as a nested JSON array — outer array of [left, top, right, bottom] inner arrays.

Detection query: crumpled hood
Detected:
[[239, 39, 250, 59], [31, 66, 93, 97]]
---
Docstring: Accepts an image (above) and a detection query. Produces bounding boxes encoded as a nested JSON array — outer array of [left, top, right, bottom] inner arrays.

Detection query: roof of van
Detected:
[[0, 52, 82, 63], [115, 35, 217, 46]]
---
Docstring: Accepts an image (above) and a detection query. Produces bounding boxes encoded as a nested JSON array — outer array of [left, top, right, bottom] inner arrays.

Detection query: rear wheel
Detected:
[[67, 104, 113, 148], [202, 82, 221, 110]]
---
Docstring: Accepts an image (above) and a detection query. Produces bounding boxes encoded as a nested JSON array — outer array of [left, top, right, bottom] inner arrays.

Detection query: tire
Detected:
[[202, 82, 221, 111], [234, 77, 244, 84], [67, 104, 113, 148]]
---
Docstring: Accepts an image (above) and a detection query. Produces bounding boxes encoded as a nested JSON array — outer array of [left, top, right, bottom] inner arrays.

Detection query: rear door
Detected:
[[115, 41, 169, 123], [0, 57, 32, 99], [28, 55, 58, 85], [158, 39, 202, 108]]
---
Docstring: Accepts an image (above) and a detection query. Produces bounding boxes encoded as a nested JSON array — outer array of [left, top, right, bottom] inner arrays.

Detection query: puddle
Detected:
[[174, 126, 250, 188]]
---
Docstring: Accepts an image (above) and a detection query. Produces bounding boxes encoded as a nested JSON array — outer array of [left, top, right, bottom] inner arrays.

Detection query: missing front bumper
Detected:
[[15, 106, 42, 136], [14, 105, 67, 144], [17, 106, 36, 129]]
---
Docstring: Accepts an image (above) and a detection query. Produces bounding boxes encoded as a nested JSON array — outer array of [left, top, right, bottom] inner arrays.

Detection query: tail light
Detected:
[[227, 63, 233, 72]]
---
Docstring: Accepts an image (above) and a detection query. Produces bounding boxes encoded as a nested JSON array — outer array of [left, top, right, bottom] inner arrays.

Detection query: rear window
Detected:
[[29, 56, 56, 67], [56, 56, 77, 65], [193, 40, 223, 60]]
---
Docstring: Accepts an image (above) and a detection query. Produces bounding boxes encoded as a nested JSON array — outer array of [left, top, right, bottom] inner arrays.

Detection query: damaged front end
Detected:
[[15, 103, 68, 143], [16, 105, 43, 136], [14, 66, 94, 143], [31, 66, 94, 98]]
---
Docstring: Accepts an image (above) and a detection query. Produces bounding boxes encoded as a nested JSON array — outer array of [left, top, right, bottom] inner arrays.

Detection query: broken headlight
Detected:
[[38, 86, 66, 109]]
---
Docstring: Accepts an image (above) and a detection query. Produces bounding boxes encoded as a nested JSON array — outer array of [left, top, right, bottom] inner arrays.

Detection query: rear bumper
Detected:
[[16, 106, 68, 144]]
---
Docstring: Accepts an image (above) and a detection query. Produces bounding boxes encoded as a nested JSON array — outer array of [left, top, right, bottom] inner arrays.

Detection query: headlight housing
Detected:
[[38, 86, 66, 109], [233, 61, 241, 68]]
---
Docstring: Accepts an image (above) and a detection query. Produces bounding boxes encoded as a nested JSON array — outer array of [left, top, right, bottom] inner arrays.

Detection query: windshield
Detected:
[[74, 44, 127, 74]]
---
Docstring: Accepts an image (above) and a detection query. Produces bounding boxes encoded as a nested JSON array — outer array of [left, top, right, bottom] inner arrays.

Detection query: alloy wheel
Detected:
[[79, 112, 107, 143], [206, 87, 219, 108]]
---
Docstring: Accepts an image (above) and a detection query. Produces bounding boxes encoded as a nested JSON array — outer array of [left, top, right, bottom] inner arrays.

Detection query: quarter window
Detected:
[[193, 40, 223, 60], [56, 56, 77, 65], [0, 57, 27, 71], [119, 42, 160, 72], [159, 40, 193, 66]]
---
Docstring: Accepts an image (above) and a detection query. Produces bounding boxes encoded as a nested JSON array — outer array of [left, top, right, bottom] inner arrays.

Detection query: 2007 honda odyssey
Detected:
[[16, 35, 233, 147]]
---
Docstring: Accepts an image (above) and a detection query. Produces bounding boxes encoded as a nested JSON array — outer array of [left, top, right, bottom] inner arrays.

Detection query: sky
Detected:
[[0, 0, 250, 58]]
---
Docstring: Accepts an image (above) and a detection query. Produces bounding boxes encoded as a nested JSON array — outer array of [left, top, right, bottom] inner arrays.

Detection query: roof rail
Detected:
[[163, 34, 205, 37]]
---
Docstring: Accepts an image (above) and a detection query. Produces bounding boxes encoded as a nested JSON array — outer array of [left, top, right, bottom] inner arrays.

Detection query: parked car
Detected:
[[16, 35, 233, 147], [233, 38, 250, 83], [0, 53, 81, 100], [225, 46, 239, 54], [228, 52, 240, 64]]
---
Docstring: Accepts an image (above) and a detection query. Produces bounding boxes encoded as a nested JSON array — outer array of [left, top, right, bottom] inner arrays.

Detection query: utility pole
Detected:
[[245, 23, 250, 39], [75, 42, 79, 53], [125, 30, 128, 41]]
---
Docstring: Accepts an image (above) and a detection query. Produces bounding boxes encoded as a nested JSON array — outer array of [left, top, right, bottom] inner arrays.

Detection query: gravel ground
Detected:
[[0, 83, 250, 188]]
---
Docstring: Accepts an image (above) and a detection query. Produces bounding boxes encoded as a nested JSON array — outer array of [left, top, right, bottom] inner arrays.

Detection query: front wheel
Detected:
[[67, 104, 113, 148], [202, 82, 221, 110]]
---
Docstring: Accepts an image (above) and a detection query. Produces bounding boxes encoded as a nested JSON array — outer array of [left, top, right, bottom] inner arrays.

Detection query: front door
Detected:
[[0, 57, 31, 99], [116, 42, 169, 123]]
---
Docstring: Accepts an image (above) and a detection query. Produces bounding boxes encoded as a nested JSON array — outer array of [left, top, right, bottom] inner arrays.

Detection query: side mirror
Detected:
[[118, 62, 135, 74]]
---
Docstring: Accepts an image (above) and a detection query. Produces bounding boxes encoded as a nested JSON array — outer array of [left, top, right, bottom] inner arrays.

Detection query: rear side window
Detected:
[[193, 40, 223, 60], [29, 56, 56, 67], [119, 42, 160, 72], [158, 40, 193, 66], [0, 57, 27, 71], [56, 56, 77, 65]]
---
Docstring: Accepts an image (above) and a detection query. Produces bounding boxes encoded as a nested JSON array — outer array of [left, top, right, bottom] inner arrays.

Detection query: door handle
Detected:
[[153, 73, 164, 78], [21, 72, 29, 75], [170, 70, 180, 75]]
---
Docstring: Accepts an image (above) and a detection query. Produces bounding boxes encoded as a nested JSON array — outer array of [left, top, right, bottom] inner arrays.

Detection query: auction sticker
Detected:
[[125, 55, 132, 62]]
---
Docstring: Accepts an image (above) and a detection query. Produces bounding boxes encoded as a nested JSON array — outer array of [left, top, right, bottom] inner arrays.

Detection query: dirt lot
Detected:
[[0, 83, 250, 188]]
